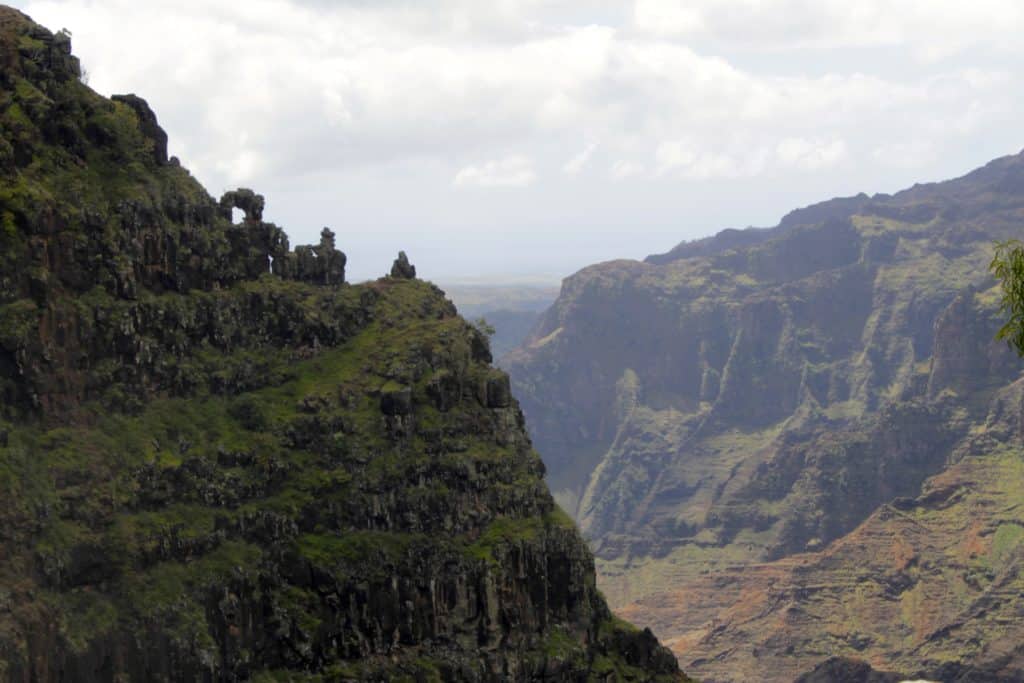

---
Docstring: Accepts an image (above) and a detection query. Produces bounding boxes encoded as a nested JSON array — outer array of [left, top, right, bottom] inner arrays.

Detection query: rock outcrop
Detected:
[[0, 8, 686, 682], [273, 227, 347, 285], [110, 94, 168, 165], [219, 187, 265, 223], [391, 250, 416, 279], [507, 136, 1024, 677]]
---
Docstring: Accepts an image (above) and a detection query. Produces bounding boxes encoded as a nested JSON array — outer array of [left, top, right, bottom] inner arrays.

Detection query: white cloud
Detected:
[[632, 0, 703, 37], [214, 148, 266, 184], [454, 155, 536, 187], [10, 0, 1024, 279], [870, 140, 938, 169], [610, 159, 644, 181], [655, 139, 771, 179], [563, 143, 598, 176], [18, 0, 1014, 188], [776, 138, 847, 171], [631, 0, 1024, 60]]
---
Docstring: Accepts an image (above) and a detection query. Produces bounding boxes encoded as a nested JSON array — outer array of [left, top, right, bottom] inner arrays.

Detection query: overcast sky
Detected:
[[13, 1, 1024, 282]]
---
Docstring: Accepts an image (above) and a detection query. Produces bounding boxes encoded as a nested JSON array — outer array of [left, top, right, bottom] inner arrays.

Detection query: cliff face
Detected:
[[506, 130, 1024, 676], [620, 378, 1024, 682], [0, 8, 686, 682]]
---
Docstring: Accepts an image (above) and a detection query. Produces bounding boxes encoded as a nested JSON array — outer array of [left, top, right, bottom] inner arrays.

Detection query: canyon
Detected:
[[508, 146, 1024, 681]]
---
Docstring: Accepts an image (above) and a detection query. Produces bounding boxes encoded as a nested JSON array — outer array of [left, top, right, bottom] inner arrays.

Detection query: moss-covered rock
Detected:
[[0, 7, 688, 682]]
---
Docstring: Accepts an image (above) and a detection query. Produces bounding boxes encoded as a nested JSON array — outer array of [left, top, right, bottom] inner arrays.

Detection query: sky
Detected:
[[11, 0, 1024, 282]]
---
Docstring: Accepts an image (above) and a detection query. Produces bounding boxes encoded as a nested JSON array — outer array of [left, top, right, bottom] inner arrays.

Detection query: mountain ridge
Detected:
[[507, 140, 1024, 680], [646, 149, 1024, 266], [0, 7, 686, 681]]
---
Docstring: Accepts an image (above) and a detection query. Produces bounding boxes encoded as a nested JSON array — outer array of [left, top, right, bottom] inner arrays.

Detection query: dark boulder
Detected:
[[391, 251, 416, 279], [380, 384, 413, 416]]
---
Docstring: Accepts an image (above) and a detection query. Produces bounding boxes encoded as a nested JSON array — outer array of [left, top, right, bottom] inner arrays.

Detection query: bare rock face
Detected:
[[0, 8, 687, 682]]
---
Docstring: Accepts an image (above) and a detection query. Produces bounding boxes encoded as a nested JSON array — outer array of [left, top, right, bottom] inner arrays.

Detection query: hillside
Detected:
[[507, 139, 1024, 678], [0, 8, 687, 681]]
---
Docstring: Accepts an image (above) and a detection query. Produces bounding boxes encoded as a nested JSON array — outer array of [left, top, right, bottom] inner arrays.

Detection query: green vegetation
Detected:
[[466, 509, 573, 565], [991, 239, 1024, 355], [295, 531, 416, 568], [471, 316, 496, 338], [0, 263, 678, 678], [0, 9, 684, 680], [988, 523, 1024, 568]]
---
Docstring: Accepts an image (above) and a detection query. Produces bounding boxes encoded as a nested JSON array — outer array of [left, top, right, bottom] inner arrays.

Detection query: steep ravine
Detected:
[[0, 8, 687, 682], [507, 144, 1024, 680]]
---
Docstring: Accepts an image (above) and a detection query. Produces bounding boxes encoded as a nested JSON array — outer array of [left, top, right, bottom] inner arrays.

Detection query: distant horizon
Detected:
[[435, 275, 564, 288], [392, 145, 1024, 285]]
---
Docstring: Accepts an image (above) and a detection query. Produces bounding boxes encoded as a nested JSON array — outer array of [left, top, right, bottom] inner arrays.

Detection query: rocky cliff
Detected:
[[507, 133, 1024, 677], [0, 8, 687, 682]]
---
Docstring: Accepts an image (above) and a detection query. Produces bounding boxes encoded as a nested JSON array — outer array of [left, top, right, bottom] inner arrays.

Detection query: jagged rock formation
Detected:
[[219, 188, 265, 223], [275, 227, 347, 285], [110, 94, 168, 166], [0, 8, 686, 682], [391, 250, 416, 279], [506, 142, 1024, 679]]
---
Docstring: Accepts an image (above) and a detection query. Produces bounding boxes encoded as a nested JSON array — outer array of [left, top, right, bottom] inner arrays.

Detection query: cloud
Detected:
[[17, 0, 1014, 190], [631, 0, 1024, 60], [10, 0, 1024, 279], [610, 159, 644, 181], [453, 155, 536, 187], [870, 140, 938, 169], [632, 0, 703, 36], [563, 143, 598, 176], [776, 138, 847, 171], [655, 139, 775, 179]]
